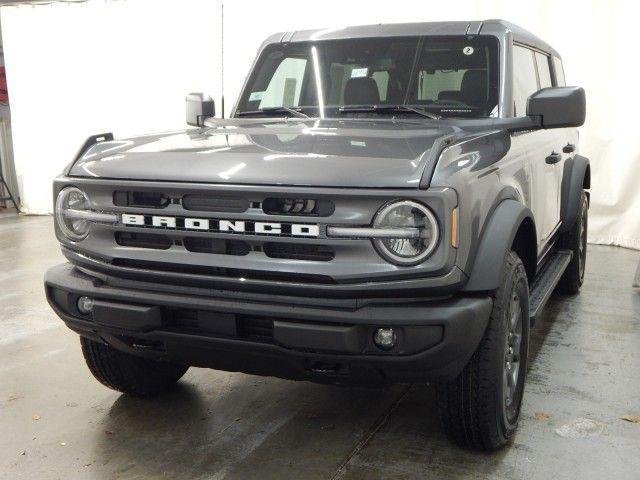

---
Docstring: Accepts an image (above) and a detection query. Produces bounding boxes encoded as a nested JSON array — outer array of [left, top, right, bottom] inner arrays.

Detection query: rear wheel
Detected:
[[80, 337, 188, 397], [436, 251, 530, 451], [556, 191, 588, 294]]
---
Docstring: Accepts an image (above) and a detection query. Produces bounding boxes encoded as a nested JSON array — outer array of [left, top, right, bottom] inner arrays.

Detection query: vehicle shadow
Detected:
[[90, 374, 407, 479]]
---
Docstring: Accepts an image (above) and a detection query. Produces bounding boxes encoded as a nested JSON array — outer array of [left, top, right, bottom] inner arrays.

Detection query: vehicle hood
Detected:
[[70, 118, 463, 188]]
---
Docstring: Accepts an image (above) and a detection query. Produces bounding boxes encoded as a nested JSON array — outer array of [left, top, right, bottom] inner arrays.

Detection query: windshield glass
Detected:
[[235, 35, 499, 119]]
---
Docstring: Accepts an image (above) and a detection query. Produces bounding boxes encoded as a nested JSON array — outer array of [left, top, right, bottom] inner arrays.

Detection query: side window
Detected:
[[512, 45, 539, 117], [552, 57, 566, 86], [535, 52, 552, 88], [259, 57, 307, 108]]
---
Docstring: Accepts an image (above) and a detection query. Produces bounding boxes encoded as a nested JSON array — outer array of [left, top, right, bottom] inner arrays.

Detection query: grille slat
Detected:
[[182, 195, 249, 213], [115, 232, 171, 250], [263, 242, 334, 262], [184, 237, 250, 256]]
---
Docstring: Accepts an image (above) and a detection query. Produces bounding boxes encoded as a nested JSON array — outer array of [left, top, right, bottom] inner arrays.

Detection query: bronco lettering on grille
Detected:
[[121, 214, 320, 238]]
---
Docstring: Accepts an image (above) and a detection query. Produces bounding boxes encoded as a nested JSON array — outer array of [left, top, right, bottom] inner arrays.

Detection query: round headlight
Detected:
[[55, 187, 92, 241], [373, 200, 439, 265]]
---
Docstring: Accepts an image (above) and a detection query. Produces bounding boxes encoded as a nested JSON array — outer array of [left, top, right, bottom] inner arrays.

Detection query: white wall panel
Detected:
[[1, 0, 222, 214]]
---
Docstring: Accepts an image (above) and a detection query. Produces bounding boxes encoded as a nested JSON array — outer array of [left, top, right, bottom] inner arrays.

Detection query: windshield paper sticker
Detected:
[[463, 46, 474, 55], [350, 67, 369, 78], [249, 91, 265, 101]]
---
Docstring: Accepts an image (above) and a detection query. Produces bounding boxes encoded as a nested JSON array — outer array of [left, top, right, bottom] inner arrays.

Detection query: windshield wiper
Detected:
[[339, 105, 441, 120], [236, 106, 309, 118]]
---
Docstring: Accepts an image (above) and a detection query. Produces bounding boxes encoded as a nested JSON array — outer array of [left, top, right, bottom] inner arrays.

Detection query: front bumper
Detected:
[[45, 263, 492, 384]]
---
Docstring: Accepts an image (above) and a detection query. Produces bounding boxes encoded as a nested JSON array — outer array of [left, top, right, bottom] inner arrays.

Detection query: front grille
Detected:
[[263, 242, 334, 261]]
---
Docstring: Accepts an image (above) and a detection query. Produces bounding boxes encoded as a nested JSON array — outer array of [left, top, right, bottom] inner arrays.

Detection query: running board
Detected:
[[529, 250, 572, 325]]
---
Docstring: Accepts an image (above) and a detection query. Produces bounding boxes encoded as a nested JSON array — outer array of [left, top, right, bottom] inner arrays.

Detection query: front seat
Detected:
[[459, 69, 488, 106], [437, 69, 488, 106], [343, 77, 380, 105]]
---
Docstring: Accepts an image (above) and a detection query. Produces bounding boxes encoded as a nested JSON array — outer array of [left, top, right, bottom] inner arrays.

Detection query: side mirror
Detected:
[[186, 93, 215, 127], [526, 86, 585, 129]]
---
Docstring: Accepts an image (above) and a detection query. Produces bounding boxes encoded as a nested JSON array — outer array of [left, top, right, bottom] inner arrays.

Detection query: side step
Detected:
[[529, 250, 572, 325]]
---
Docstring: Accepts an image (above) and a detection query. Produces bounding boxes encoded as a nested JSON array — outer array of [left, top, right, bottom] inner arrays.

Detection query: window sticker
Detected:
[[350, 67, 369, 78], [249, 91, 265, 102], [463, 46, 474, 56], [350, 140, 366, 147]]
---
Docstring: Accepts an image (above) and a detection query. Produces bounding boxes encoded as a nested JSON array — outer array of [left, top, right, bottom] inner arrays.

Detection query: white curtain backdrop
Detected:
[[2, 0, 639, 249]]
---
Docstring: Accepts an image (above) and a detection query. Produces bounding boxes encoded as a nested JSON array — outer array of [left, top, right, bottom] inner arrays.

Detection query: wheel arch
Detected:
[[463, 199, 537, 292], [560, 154, 590, 233]]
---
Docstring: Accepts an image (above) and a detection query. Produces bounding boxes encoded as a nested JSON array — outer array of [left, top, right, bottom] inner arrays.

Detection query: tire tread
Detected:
[[80, 337, 188, 397]]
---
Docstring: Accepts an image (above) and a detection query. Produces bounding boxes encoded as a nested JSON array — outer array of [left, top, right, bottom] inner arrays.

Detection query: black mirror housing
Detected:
[[526, 86, 585, 129], [186, 93, 215, 127]]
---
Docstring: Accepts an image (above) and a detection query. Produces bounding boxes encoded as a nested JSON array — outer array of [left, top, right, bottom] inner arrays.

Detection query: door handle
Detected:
[[545, 152, 562, 164], [562, 143, 576, 154]]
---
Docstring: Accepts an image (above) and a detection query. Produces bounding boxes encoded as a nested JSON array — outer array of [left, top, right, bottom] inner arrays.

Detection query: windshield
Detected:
[[235, 35, 499, 119]]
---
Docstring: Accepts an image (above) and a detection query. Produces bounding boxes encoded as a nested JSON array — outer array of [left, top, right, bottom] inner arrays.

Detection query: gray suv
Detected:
[[45, 20, 589, 450]]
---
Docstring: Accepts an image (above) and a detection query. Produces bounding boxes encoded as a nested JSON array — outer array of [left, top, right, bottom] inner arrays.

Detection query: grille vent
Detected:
[[113, 191, 170, 209], [262, 198, 334, 216], [263, 242, 334, 262], [183, 237, 250, 256], [115, 232, 171, 250]]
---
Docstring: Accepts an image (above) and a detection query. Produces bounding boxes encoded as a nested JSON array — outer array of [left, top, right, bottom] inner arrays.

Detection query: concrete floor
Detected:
[[1, 214, 639, 480]]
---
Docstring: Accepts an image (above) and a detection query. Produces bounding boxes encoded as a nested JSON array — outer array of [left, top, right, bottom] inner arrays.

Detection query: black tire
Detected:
[[80, 337, 188, 397], [436, 251, 530, 451], [556, 191, 588, 294]]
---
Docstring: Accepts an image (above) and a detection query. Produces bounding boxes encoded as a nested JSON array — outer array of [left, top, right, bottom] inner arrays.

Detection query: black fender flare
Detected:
[[560, 154, 590, 233], [462, 199, 536, 292]]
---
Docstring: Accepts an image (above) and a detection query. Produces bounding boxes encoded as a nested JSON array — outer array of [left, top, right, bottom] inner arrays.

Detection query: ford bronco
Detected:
[[45, 20, 589, 450]]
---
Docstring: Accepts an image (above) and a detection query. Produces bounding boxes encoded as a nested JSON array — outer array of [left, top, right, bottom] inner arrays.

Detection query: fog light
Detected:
[[373, 328, 396, 350], [77, 296, 94, 315]]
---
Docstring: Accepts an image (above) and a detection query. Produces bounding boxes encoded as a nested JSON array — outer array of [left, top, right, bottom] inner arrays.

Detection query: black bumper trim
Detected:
[[45, 263, 492, 382]]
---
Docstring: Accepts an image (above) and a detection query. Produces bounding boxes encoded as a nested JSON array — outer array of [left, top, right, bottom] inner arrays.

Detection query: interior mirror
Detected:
[[526, 86, 585, 129], [186, 93, 215, 127]]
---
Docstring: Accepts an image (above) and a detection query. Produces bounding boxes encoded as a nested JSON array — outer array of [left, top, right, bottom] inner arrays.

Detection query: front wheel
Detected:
[[436, 251, 530, 451], [80, 337, 188, 397]]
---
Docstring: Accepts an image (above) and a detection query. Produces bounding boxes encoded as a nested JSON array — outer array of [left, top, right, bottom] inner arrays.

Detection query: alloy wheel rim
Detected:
[[503, 292, 523, 423]]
